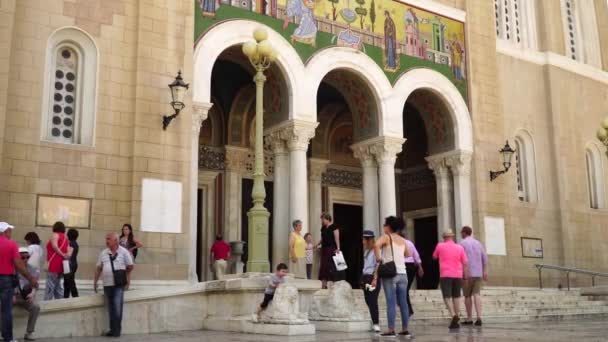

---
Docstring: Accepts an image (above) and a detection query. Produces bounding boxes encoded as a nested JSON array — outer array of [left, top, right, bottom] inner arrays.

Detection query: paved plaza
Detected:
[[36, 318, 608, 342]]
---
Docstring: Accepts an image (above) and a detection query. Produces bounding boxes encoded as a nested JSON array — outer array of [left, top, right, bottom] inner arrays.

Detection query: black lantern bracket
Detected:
[[162, 71, 189, 130], [489, 140, 516, 181]]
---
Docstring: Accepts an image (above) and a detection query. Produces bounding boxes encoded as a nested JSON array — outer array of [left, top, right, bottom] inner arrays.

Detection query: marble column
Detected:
[[427, 155, 454, 241], [285, 121, 318, 235], [189, 102, 212, 282], [268, 132, 290, 267], [446, 151, 474, 234], [224, 145, 249, 243], [371, 137, 406, 222], [308, 158, 328, 278], [352, 143, 380, 234]]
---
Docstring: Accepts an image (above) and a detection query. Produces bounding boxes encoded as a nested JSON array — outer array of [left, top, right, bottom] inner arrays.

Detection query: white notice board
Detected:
[[484, 216, 507, 256], [141, 178, 182, 233]]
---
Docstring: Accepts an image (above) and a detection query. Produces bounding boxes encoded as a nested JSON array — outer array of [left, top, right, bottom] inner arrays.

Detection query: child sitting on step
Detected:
[[257, 263, 289, 315]]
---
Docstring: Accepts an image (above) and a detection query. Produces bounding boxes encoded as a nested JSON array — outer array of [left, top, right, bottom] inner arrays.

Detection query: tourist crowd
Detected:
[[0, 221, 143, 341], [283, 212, 488, 337]]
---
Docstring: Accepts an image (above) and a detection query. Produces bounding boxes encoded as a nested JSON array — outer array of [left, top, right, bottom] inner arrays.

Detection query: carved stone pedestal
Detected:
[[309, 281, 370, 332]]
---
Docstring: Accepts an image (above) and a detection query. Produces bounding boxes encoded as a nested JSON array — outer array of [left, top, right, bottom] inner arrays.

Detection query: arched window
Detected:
[[585, 145, 606, 209], [514, 131, 538, 202], [494, 0, 538, 49], [560, 0, 602, 66], [42, 27, 97, 146]]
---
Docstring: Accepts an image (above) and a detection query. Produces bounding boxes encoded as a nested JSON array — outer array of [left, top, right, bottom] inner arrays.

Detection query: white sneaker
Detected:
[[373, 324, 381, 332], [24, 332, 36, 340]]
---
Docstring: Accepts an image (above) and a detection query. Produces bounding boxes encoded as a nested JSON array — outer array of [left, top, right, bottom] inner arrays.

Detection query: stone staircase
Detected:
[[352, 287, 608, 325]]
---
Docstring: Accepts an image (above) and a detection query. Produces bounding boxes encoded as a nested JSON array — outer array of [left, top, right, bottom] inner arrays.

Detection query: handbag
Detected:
[[109, 253, 128, 287], [332, 251, 348, 271], [377, 235, 397, 279], [62, 259, 71, 274]]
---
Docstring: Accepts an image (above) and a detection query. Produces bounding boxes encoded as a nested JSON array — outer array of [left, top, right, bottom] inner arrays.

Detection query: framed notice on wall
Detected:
[[36, 195, 92, 229], [521, 237, 543, 258]]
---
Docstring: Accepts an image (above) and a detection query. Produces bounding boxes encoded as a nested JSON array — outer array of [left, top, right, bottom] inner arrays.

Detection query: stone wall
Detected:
[[0, 0, 196, 281]]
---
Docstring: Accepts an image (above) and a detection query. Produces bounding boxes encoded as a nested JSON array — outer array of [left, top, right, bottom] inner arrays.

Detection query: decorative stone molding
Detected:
[[308, 158, 329, 181], [445, 150, 473, 176], [192, 102, 213, 134], [400, 166, 435, 191], [322, 168, 363, 188], [199, 146, 225, 170], [368, 136, 406, 164], [224, 145, 250, 173]]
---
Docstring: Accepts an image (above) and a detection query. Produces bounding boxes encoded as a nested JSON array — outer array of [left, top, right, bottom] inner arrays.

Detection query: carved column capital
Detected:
[[285, 121, 318, 151], [266, 131, 288, 156], [350, 143, 377, 168], [369, 136, 406, 165], [224, 145, 250, 173], [445, 150, 473, 176], [308, 158, 329, 181], [192, 102, 213, 134], [425, 155, 449, 178]]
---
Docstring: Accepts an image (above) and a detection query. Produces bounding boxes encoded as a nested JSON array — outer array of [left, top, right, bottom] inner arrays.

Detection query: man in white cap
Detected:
[[0, 222, 38, 342], [433, 229, 468, 329], [14, 247, 40, 341]]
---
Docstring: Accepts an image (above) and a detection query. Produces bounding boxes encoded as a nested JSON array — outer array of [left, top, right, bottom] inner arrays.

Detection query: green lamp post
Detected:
[[242, 28, 277, 272]]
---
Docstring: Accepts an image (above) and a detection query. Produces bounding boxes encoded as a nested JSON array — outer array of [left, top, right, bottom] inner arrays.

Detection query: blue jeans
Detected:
[[0, 275, 15, 341], [104, 286, 125, 337], [382, 273, 409, 331]]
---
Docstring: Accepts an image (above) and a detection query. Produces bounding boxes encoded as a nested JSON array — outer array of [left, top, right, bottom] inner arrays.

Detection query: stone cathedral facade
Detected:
[[0, 0, 607, 287]]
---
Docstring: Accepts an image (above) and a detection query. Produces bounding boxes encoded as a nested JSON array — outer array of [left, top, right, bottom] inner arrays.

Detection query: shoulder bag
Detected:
[[109, 253, 128, 287], [377, 234, 397, 279], [44, 236, 67, 272]]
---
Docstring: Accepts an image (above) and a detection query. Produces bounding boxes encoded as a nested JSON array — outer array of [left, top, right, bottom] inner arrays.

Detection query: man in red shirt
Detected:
[[0, 222, 38, 342], [210, 234, 231, 280]]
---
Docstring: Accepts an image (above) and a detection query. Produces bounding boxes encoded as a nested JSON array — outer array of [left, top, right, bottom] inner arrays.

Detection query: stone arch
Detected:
[[305, 47, 392, 134], [392, 68, 473, 152], [193, 20, 305, 118], [226, 85, 255, 147]]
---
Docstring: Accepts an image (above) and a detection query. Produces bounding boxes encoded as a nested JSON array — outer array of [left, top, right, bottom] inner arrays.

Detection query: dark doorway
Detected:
[[414, 216, 439, 289], [241, 178, 274, 272], [196, 188, 203, 282], [333, 203, 363, 289]]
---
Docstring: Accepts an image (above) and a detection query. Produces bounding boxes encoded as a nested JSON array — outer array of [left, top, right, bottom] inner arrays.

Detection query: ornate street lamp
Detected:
[[596, 117, 608, 157], [162, 71, 189, 130], [490, 140, 516, 181], [242, 28, 277, 272]]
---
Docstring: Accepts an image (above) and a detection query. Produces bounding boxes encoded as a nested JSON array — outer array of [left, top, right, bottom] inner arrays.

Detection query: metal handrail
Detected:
[[535, 264, 608, 290]]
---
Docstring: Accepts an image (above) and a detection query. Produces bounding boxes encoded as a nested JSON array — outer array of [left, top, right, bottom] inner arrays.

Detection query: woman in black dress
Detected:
[[64, 228, 79, 298], [315, 213, 341, 289]]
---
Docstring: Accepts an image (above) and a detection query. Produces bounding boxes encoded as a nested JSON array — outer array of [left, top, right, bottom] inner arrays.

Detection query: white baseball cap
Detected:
[[19, 247, 29, 254], [0, 222, 14, 233]]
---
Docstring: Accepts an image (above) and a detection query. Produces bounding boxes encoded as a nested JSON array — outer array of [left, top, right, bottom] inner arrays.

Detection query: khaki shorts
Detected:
[[463, 277, 483, 297]]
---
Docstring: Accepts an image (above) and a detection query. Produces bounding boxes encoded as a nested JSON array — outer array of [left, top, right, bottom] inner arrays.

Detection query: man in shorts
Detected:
[[433, 230, 468, 329], [460, 226, 488, 326]]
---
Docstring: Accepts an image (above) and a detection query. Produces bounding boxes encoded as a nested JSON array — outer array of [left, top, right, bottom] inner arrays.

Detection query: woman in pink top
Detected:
[[45, 221, 71, 300]]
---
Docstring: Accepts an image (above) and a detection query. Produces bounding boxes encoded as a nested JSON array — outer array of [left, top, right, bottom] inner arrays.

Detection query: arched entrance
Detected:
[[394, 69, 473, 290], [194, 40, 291, 280], [309, 68, 381, 288]]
